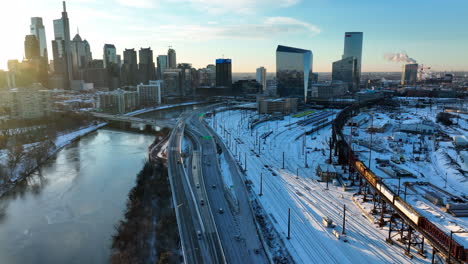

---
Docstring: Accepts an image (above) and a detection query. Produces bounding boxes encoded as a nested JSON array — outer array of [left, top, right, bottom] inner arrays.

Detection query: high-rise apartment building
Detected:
[[342, 32, 363, 88], [332, 56, 358, 91], [276, 45, 313, 102], [157, 55, 168, 80], [138, 47, 156, 84], [215, 59, 232, 88], [167, 48, 176, 69], [52, 1, 73, 89], [121, 48, 138, 86], [256, 67, 267, 92], [30, 17, 48, 61], [401, 64, 418, 85]]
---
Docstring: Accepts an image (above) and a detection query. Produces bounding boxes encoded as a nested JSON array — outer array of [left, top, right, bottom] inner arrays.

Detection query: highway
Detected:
[[167, 119, 224, 264], [186, 111, 269, 263]]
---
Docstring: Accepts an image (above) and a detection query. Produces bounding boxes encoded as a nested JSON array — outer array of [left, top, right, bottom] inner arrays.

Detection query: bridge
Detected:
[[91, 112, 175, 128]]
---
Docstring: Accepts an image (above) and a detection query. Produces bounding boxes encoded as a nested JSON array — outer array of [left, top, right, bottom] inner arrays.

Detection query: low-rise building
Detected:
[[309, 81, 348, 99], [258, 97, 298, 115]]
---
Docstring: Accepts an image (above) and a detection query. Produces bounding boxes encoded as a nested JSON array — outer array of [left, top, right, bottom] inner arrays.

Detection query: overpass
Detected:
[[91, 112, 175, 128]]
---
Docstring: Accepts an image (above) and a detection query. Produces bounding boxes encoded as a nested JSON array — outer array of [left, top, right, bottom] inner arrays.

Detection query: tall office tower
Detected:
[[256, 66, 267, 92], [157, 55, 168, 79], [52, 1, 73, 89], [121, 48, 138, 86], [138, 47, 156, 84], [215, 59, 232, 88], [342, 32, 363, 88], [167, 48, 176, 69], [30, 17, 48, 61], [401, 63, 418, 85], [24, 35, 40, 60], [276, 45, 313, 102], [103, 44, 117, 68], [332, 56, 358, 92], [70, 32, 92, 79], [162, 69, 182, 96]]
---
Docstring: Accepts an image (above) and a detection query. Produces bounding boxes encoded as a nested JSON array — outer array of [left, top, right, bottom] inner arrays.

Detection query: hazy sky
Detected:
[[1, 0, 467, 72]]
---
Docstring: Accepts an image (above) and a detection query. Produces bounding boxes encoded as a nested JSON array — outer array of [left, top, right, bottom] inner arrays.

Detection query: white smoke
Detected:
[[384, 52, 417, 64]]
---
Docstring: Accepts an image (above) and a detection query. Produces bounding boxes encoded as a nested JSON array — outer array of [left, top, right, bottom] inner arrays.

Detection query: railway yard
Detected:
[[199, 97, 467, 263]]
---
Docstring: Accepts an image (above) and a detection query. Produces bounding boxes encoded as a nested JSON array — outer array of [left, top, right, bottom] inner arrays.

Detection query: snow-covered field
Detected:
[[205, 109, 427, 263]]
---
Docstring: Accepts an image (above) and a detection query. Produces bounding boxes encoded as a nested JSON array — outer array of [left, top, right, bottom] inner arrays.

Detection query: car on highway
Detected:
[[196, 183, 200, 188], [211, 184, 216, 189], [197, 230, 202, 239], [218, 208, 224, 214], [200, 199, 205, 206]]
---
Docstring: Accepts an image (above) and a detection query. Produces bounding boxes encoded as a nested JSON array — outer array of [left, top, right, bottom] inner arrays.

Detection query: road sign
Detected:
[[202, 136, 212, 140]]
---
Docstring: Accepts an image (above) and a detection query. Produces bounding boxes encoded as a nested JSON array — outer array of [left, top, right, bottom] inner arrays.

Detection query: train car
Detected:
[[376, 182, 396, 203], [419, 217, 467, 261], [393, 197, 421, 225]]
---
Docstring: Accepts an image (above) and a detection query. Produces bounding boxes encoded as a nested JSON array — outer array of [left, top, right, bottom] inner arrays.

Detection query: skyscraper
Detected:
[[52, 1, 73, 89], [342, 32, 363, 87], [401, 64, 418, 85], [156, 55, 168, 80], [24, 35, 40, 60], [332, 56, 358, 92], [167, 48, 176, 69], [276, 45, 313, 102], [103, 44, 117, 68], [138, 47, 156, 84], [121, 48, 138, 86], [215, 59, 232, 88], [256, 67, 267, 92], [30, 17, 48, 61], [70, 32, 92, 79]]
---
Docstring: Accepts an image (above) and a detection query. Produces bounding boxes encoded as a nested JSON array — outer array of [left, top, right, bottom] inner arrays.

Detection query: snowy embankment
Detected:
[[206, 109, 423, 264], [0, 123, 106, 196]]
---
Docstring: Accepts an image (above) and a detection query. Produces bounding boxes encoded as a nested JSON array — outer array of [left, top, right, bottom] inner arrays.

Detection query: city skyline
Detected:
[[1, 0, 468, 72]]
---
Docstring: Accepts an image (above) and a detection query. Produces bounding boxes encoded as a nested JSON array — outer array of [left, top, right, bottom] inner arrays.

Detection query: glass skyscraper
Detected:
[[276, 45, 313, 102], [215, 59, 232, 88], [157, 55, 168, 80], [30, 17, 48, 61], [342, 32, 363, 86], [332, 56, 358, 91]]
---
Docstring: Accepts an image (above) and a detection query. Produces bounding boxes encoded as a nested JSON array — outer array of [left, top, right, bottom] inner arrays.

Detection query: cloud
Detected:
[[124, 16, 319, 41], [167, 0, 300, 14], [117, 0, 156, 8]]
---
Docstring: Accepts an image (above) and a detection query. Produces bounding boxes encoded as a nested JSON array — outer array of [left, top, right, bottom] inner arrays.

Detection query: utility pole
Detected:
[[305, 151, 308, 168], [296, 168, 299, 179], [342, 204, 346, 235], [369, 113, 374, 169], [287, 208, 291, 240], [282, 152, 285, 169], [244, 152, 247, 172], [259, 173, 263, 196]]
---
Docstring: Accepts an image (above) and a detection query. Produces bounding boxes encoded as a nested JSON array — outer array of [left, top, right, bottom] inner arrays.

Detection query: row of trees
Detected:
[[111, 144, 180, 264]]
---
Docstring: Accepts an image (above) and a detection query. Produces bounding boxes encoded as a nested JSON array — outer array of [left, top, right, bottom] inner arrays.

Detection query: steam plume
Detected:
[[384, 52, 417, 64]]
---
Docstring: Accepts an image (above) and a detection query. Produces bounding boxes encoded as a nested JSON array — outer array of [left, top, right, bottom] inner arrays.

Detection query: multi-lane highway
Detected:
[[166, 119, 225, 264], [186, 111, 269, 263]]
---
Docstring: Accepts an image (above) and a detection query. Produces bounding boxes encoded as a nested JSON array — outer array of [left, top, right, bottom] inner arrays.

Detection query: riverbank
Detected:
[[111, 158, 180, 263], [0, 123, 106, 197]]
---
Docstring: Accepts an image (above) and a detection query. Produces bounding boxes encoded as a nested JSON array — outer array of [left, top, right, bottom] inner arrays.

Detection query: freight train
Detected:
[[332, 102, 468, 263]]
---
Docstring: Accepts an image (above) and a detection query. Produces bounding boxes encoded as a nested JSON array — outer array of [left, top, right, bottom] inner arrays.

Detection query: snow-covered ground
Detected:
[[344, 103, 468, 247], [205, 109, 426, 263]]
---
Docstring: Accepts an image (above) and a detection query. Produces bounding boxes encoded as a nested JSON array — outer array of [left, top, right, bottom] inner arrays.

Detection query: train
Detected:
[[332, 102, 468, 263]]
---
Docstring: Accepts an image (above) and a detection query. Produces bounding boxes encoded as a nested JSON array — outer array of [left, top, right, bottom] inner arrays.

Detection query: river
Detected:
[[0, 129, 155, 264]]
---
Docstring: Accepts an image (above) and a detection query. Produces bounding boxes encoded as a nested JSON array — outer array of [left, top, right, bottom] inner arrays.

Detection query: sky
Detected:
[[0, 0, 467, 72]]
